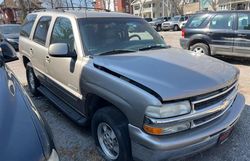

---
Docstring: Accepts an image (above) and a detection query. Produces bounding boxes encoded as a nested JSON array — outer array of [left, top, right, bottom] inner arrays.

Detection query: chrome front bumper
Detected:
[[129, 93, 245, 161]]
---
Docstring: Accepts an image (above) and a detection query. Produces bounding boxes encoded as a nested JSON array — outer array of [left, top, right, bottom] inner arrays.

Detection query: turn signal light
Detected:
[[143, 124, 164, 135]]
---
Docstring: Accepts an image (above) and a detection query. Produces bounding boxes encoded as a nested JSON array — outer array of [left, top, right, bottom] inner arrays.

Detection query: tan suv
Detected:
[[19, 9, 245, 161]]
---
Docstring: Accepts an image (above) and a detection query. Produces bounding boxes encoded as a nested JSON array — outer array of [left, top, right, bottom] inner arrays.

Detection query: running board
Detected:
[[38, 86, 87, 126]]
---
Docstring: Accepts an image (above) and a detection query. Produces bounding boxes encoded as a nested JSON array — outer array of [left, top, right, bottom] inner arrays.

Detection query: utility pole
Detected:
[[162, 0, 165, 17], [51, 0, 54, 8]]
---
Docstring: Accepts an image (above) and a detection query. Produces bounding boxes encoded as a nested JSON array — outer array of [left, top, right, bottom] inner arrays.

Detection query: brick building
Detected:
[[93, 0, 132, 13]]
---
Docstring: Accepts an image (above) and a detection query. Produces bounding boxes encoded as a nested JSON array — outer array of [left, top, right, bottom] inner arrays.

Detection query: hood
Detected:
[[3, 33, 19, 39], [149, 20, 161, 24], [168, 20, 178, 24], [93, 48, 238, 101], [0, 67, 45, 161]]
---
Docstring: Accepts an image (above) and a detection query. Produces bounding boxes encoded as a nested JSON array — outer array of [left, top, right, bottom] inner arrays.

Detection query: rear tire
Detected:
[[190, 43, 210, 55], [157, 25, 161, 32], [92, 107, 132, 161], [26, 62, 40, 96], [173, 25, 179, 31]]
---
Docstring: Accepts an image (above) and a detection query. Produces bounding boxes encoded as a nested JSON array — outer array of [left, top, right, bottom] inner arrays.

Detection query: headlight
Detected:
[[48, 149, 59, 161], [145, 101, 191, 118]]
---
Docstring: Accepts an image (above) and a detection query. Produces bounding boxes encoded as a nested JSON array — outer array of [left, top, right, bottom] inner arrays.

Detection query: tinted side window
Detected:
[[50, 17, 75, 53], [33, 16, 51, 45], [186, 14, 208, 28], [210, 14, 233, 30], [238, 13, 250, 30], [20, 14, 37, 37]]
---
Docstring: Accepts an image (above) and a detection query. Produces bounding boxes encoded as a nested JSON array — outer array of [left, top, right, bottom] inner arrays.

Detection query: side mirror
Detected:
[[0, 42, 18, 67], [48, 43, 75, 57]]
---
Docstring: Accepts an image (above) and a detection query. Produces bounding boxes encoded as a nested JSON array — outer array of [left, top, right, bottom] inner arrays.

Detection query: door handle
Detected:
[[207, 32, 214, 35], [238, 34, 247, 37], [45, 56, 51, 63], [29, 48, 33, 54]]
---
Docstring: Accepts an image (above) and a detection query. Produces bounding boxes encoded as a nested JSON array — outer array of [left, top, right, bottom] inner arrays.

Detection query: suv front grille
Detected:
[[193, 85, 236, 111], [146, 82, 238, 131], [190, 82, 238, 128]]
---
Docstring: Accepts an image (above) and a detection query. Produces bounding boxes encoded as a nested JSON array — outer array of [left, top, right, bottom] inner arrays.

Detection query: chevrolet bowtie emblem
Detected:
[[220, 99, 231, 110]]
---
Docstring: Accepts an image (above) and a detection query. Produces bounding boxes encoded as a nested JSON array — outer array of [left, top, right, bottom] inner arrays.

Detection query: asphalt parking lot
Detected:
[[7, 31, 250, 161]]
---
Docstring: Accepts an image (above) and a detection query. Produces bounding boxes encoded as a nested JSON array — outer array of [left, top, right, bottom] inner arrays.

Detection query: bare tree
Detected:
[[169, 0, 183, 15], [138, 0, 146, 17], [208, 0, 219, 11]]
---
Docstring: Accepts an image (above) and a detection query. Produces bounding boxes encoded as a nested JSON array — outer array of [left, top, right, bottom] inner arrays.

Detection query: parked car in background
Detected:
[[180, 20, 188, 29], [20, 10, 245, 161], [0, 24, 21, 51], [180, 11, 250, 58], [0, 42, 59, 161], [149, 17, 170, 31], [144, 17, 152, 22], [162, 15, 188, 31]]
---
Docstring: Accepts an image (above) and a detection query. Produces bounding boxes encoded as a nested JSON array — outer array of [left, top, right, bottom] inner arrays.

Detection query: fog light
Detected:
[[144, 122, 191, 135]]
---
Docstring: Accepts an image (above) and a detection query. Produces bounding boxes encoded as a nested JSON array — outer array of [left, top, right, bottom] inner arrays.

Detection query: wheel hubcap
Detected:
[[28, 70, 35, 90], [97, 122, 119, 160], [193, 47, 205, 55]]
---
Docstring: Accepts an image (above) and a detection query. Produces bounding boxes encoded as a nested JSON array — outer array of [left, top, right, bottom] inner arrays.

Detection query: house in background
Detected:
[[93, 0, 132, 13], [218, 0, 250, 11], [131, 0, 178, 18]]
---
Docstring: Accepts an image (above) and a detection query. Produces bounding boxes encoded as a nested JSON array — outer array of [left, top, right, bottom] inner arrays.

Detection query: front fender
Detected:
[[80, 64, 162, 128]]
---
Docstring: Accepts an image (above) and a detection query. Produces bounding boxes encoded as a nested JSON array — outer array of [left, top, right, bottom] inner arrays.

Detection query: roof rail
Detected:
[[54, 6, 110, 12]]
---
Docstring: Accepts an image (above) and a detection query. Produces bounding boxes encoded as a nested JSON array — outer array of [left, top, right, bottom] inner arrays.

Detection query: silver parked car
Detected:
[[19, 9, 245, 161], [162, 15, 188, 31]]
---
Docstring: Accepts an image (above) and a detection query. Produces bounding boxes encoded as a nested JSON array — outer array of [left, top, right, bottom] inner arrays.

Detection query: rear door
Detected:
[[19, 14, 37, 58], [30, 16, 52, 83], [208, 13, 236, 56], [233, 12, 250, 57]]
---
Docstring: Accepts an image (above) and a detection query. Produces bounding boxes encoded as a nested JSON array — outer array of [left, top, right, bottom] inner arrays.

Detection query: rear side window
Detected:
[[33, 16, 51, 45], [186, 14, 208, 28], [20, 14, 37, 38], [238, 13, 250, 30], [210, 14, 234, 30], [50, 17, 75, 53]]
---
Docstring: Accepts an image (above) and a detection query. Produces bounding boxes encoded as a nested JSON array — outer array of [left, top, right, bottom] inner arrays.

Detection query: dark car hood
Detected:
[[93, 48, 238, 101], [3, 33, 19, 39], [0, 67, 44, 161], [149, 20, 161, 24]]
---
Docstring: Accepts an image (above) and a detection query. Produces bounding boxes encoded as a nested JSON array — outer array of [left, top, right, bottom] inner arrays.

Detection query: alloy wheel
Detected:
[[97, 122, 119, 160]]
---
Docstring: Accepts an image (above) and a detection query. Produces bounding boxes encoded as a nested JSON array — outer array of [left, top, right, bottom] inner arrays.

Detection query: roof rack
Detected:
[[54, 6, 110, 12]]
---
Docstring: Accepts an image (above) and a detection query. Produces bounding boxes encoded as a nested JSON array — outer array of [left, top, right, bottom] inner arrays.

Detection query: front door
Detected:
[[45, 17, 84, 112], [233, 12, 250, 57], [208, 13, 236, 56]]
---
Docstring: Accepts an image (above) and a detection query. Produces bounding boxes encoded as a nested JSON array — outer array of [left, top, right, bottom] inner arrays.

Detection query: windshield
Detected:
[[78, 18, 166, 55], [0, 25, 20, 34], [171, 16, 180, 21]]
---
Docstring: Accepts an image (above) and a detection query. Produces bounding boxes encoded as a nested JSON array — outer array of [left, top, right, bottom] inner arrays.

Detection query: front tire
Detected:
[[92, 107, 132, 161], [190, 43, 210, 55], [26, 62, 40, 96]]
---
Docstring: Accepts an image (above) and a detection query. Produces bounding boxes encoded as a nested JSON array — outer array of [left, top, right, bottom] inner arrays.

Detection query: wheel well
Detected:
[[22, 56, 30, 68], [85, 94, 116, 119], [188, 39, 210, 50]]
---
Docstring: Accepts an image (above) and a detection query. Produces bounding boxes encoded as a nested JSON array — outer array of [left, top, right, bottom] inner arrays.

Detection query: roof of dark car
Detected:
[[195, 10, 250, 15]]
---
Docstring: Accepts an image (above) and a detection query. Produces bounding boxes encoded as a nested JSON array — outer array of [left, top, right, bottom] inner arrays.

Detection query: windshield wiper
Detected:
[[138, 45, 168, 51], [98, 49, 137, 56]]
